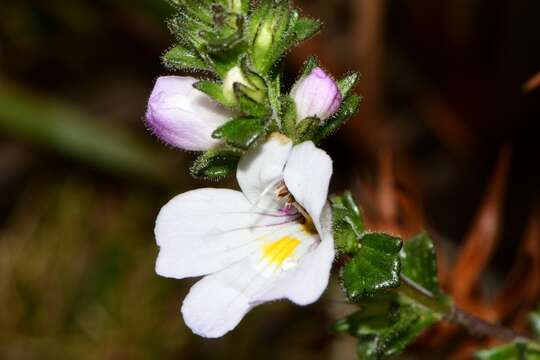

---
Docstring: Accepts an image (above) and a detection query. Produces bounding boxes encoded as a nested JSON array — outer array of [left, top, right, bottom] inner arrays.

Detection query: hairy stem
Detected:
[[399, 274, 533, 342]]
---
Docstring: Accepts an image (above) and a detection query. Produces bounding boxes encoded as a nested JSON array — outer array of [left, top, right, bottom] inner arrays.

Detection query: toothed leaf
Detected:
[[212, 117, 269, 149], [336, 297, 439, 360], [190, 147, 242, 180], [338, 72, 360, 97], [194, 80, 234, 107], [400, 232, 443, 297], [331, 191, 365, 254], [293, 17, 322, 42], [341, 233, 402, 301], [163, 45, 209, 71]]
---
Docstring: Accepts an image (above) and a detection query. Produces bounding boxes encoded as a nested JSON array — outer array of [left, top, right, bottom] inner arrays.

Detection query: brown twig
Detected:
[[400, 275, 532, 343], [445, 306, 525, 342]]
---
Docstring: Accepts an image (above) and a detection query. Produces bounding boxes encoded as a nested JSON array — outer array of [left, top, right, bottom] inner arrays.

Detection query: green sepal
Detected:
[[190, 146, 242, 180], [221, 0, 250, 14], [331, 191, 365, 255], [162, 45, 210, 71], [179, 1, 215, 24], [341, 232, 402, 301], [240, 58, 267, 91], [293, 17, 322, 42], [336, 295, 440, 360], [168, 2, 247, 77], [202, 13, 245, 54], [267, 72, 282, 117], [338, 72, 361, 98], [234, 83, 271, 117], [475, 341, 540, 360], [212, 117, 269, 149], [193, 80, 234, 107], [237, 0, 251, 14], [314, 94, 362, 143], [280, 96, 297, 138], [300, 56, 320, 77], [294, 117, 320, 143], [400, 232, 443, 297], [249, 0, 299, 75]]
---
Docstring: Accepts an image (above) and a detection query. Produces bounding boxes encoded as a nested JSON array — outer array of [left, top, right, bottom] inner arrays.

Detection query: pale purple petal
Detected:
[[146, 76, 233, 151], [291, 67, 342, 122]]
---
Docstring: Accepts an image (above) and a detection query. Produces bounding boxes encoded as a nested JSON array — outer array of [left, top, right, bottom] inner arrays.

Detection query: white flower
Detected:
[[146, 76, 233, 151], [155, 133, 335, 338]]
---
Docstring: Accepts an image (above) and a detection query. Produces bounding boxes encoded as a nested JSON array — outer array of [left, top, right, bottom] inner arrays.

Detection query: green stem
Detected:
[[399, 274, 535, 343]]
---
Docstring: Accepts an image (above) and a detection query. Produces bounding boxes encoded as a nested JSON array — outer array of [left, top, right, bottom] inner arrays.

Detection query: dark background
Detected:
[[1, 0, 540, 358]]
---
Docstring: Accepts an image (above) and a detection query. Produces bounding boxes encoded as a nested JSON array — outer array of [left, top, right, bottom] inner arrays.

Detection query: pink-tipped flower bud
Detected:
[[146, 76, 233, 151], [291, 67, 342, 122]]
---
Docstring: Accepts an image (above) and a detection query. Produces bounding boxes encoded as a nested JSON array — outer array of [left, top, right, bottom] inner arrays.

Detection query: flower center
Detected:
[[274, 180, 317, 235]]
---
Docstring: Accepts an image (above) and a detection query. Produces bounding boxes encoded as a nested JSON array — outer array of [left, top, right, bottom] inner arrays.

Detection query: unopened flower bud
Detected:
[[291, 67, 342, 122], [146, 76, 232, 151]]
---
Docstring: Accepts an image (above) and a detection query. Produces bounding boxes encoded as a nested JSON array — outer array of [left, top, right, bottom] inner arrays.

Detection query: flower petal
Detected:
[[291, 67, 342, 122], [283, 141, 333, 232], [155, 188, 297, 279], [181, 274, 252, 338], [181, 220, 321, 338], [237, 133, 293, 209], [273, 205, 335, 305], [181, 259, 276, 338], [146, 76, 232, 151]]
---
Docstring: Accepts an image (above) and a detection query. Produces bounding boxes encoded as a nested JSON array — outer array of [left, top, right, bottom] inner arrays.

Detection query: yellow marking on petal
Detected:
[[263, 236, 301, 266]]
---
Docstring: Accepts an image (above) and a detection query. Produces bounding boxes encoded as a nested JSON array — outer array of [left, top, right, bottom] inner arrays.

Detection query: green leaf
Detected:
[[162, 44, 210, 71], [212, 117, 268, 149], [194, 80, 234, 107], [314, 94, 362, 142], [331, 191, 365, 254], [190, 147, 242, 180], [475, 341, 540, 360], [334, 295, 395, 336], [400, 232, 442, 297], [337, 72, 360, 97], [293, 17, 322, 42], [336, 297, 439, 360], [341, 233, 402, 301]]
